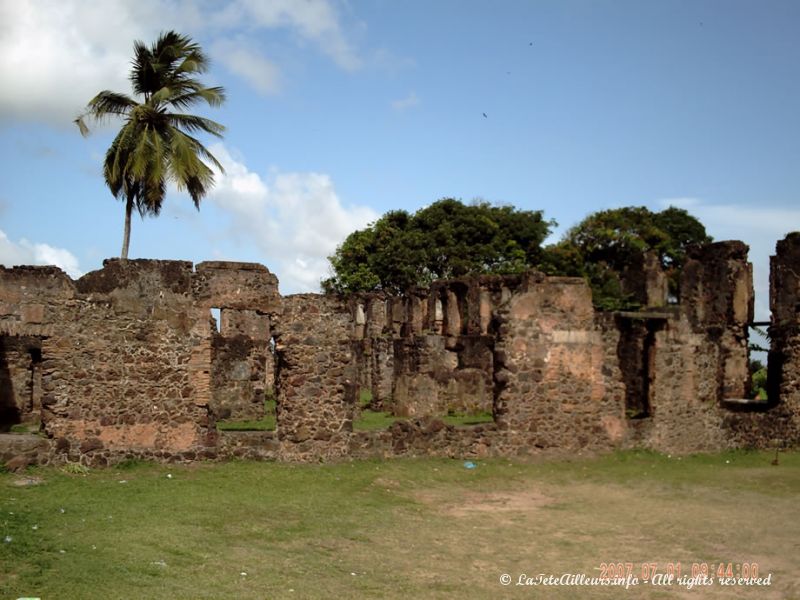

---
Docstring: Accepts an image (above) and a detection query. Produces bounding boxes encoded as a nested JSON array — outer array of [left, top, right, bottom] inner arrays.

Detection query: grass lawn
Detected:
[[442, 411, 494, 426], [352, 409, 399, 431], [2, 450, 798, 599], [216, 399, 277, 432], [353, 387, 493, 430]]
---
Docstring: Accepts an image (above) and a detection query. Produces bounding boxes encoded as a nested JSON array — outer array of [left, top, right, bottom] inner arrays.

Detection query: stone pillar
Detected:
[[479, 290, 492, 334], [769, 233, 800, 404], [493, 276, 615, 449], [354, 303, 366, 340], [621, 251, 668, 308], [680, 241, 753, 400], [433, 297, 444, 334], [445, 290, 461, 337], [274, 294, 356, 453], [364, 294, 393, 407]]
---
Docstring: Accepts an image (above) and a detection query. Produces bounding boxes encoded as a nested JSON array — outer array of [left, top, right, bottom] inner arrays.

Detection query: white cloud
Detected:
[[391, 91, 420, 111], [207, 144, 378, 292], [0, 229, 83, 278], [0, 0, 152, 124], [658, 197, 800, 321], [0, 0, 360, 124], [212, 40, 281, 96], [234, 0, 361, 70]]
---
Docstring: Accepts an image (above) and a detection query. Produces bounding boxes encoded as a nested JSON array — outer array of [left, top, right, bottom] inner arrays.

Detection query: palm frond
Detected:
[[74, 115, 91, 137], [130, 40, 155, 97], [149, 86, 173, 106], [171, 129, 225, 172], [167, 113, 225, 137], [152, 31, 208, 81], [103, 127, 133, 198], [87, 91, 137, 116], [184, 175, 210, 209], [167, 86, 226, 110], [105, 120, 140, 199], [75, 91, 137, 135], [168, 130, 218, 205], [139, 174, 165, 216]]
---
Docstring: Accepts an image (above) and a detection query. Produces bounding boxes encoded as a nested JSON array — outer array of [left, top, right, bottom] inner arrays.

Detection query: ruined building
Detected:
[[1, 234, 799, 467]]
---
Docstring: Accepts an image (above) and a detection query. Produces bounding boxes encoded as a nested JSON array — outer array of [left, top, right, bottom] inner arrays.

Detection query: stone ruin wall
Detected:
[[271, 293, 357, 461], [2, 235, 800, 467], [0, 260, 282, 465], [765, 233, 800, 444]]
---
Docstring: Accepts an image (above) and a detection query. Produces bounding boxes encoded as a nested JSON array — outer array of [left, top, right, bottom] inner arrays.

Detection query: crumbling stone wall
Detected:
[[770, 233, 800, 404], [0, 335, 42, 429], [211, 308, 273, 421], [352, 241, 797, 456], [621, 250, 669, 308], [352, 293, 393, 409], [196, 261, 280, 422], [492, 274, 624, 450], [0, 266, 71, 433], [43, 260, 213, 464], [2, 234, 800, 468], [680, 242, 753, 399], [618, 240, 800, 453], [393, 334, 487, 417], [0, 259, 281, 465], [389, 277, 513, 419], [273, 294, 357, 460], [756, 233, 800, 446]]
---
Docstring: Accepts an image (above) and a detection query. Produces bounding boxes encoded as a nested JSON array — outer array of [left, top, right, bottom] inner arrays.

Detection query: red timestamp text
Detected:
[[598, 562, 760, 581]]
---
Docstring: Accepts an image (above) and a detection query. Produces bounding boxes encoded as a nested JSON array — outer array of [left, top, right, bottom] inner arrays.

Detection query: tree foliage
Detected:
[[541, 206, 712, 309], [323, 199, 553, 293], [76, 31, 225, 258]]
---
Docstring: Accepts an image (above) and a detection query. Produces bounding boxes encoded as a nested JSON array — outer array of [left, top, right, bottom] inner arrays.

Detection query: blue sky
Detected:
[[0, 0, 798, 321]]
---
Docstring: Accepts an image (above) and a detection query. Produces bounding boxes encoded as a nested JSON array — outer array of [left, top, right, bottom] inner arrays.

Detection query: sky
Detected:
[[0, 0, 798, 323]]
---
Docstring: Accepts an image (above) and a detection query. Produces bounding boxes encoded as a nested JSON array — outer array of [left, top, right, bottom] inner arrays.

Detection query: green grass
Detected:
[[353, 409, 400, 431], [441, 411, 494, 426], [353, 388, 493, 430], [216, 398, 276, 432], [215, 396, 493, 433], [353, 390, 401, 431], [8, 423, 40, 434], [2, 450, 798, 599]]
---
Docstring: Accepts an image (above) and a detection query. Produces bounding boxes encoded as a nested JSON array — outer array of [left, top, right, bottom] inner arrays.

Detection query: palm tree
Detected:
[[76, 31, 226, 259]]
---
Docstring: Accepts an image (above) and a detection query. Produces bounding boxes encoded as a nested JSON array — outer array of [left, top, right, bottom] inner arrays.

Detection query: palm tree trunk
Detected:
[[121, 194, 133, 259]]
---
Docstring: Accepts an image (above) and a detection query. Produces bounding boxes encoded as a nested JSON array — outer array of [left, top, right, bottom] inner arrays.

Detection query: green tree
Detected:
[[652, 206, 712, 269], [751, 363, 768, 400], [323, 199, 553, 294], [542, 206, 711, 309], [326, 210, 424, 293], [76, 31, 226, 259]]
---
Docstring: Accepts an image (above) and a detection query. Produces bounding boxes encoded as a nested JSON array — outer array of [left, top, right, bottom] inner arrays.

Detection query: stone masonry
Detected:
[[1, 234, 800, 467]]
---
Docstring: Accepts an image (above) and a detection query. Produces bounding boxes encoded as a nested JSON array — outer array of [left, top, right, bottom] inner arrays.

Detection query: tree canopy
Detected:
[[322, 199, 553, 293], [541, 206, 712, 309], [324, 201, 710, 308], [76, 31, 226, 258]]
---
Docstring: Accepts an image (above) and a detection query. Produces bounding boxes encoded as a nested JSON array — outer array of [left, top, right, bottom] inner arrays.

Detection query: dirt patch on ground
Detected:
[[374, 476, 402, 489], [446, 489, 553, 516], [8, 475, 44, 487], [416, 487, 553, 517]]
